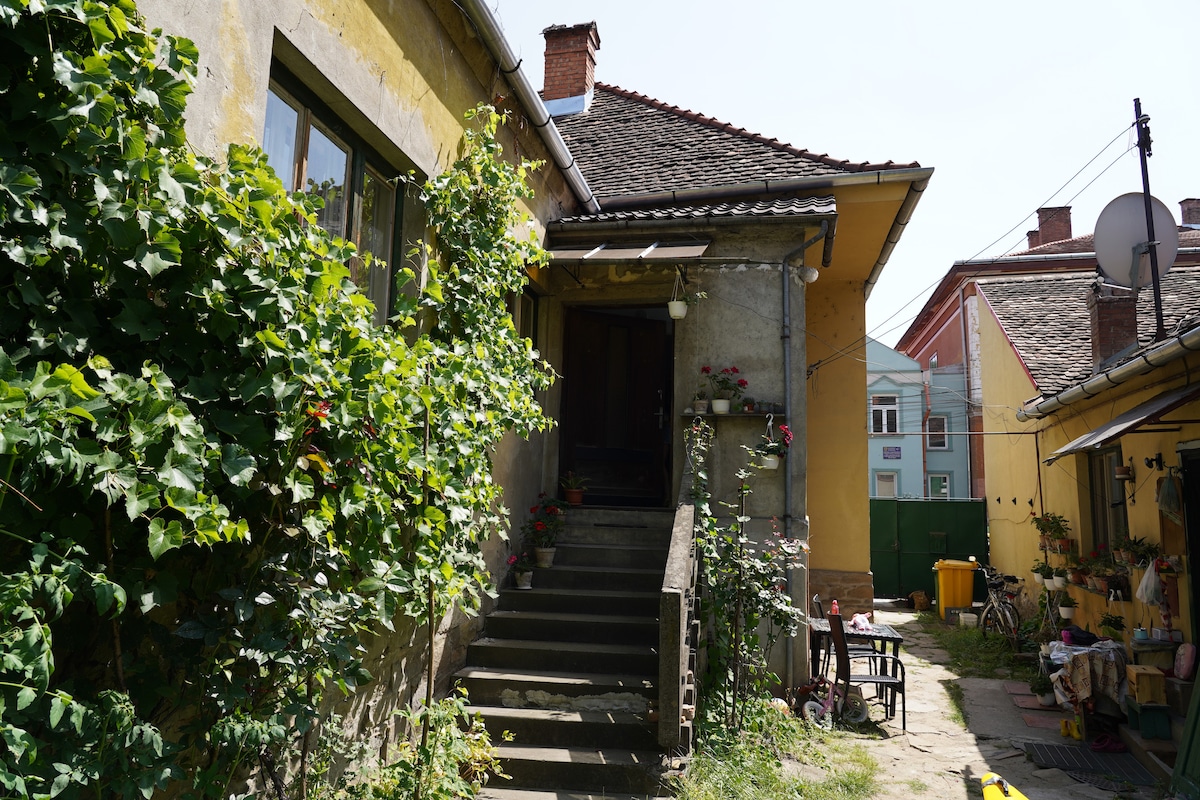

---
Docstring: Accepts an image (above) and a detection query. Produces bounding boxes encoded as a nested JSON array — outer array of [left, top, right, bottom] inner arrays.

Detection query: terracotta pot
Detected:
[[564, 488, 584, 506], [1055, 538, 1071, 552]]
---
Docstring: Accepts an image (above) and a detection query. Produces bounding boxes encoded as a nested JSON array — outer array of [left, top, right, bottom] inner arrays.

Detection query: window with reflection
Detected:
[[262, 74, 399, 321]]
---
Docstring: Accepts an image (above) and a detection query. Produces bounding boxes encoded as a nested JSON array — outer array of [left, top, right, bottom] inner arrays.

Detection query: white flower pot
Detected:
[[667, 300, 688, 319], [1038, 693, 1057, 707], [1059, 606, 1075, 620], [1033, 573, 1044, 585], [1051, 576, 1067, 590], [694, 399, 709, 414], [760, 455, 780, 470], [711, 398, 731, 415], [515, 571, 533, 590]]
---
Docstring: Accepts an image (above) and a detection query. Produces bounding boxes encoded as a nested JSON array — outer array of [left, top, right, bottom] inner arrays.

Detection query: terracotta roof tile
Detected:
[[979, 266, 1200, 397], [553, 84, 920, 200], [1009, 227, 1200, 256]]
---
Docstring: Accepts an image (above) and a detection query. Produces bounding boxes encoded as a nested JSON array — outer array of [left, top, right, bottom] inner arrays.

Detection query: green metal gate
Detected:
[[869, 498, 988, 600]]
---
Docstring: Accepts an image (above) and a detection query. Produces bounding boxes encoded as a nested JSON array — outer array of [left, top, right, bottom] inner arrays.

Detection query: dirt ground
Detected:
[[818, 607, 1165, 800]]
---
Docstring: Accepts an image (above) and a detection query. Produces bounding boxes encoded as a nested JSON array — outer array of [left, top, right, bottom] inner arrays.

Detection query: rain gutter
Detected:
[[863, 172, 932, 299], [460, 0, 600, 215], [1017, 324, 1200, 421]]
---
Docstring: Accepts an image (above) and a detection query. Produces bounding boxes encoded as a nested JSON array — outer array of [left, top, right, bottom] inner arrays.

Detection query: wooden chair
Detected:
[[827, 612, 906, 730]]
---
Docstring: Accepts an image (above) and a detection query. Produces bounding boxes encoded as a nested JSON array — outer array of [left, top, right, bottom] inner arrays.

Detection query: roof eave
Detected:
[[863, 171, 934, 300]]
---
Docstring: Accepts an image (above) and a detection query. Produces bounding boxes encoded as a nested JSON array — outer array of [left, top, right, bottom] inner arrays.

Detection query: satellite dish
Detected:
[[1094, 192, 1178, 288]]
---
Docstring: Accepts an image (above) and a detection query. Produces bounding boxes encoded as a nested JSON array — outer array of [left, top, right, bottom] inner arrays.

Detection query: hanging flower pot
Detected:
[[667, 300, 688, 319], [1059, 605, 1076, 620], [760, 455, 780, 470]]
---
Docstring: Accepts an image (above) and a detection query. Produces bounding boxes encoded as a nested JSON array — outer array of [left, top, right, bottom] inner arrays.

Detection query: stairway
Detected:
[[461, 507, 675, 800]]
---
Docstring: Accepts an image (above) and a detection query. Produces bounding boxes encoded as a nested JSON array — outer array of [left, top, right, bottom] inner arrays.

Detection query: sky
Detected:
[[488, 1, 1200, 347]]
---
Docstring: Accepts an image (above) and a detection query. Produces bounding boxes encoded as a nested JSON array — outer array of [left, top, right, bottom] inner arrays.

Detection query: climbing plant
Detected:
[[690, 427, 803, 730], [0, 0, 550, 797]]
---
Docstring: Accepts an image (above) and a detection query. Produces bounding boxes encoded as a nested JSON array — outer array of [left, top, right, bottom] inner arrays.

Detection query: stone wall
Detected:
[[809, 567, 874, 617]]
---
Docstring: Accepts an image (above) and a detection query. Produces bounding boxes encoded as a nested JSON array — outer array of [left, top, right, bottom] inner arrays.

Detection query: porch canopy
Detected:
[[1044, 382, 1200, 464]]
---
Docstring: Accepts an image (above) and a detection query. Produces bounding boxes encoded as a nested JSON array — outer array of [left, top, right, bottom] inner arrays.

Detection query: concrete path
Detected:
[[841, 607, 1161, 800]]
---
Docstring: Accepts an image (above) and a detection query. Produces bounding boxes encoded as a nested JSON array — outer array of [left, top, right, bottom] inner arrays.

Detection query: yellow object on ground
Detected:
[[933, 559, 977, 619], [981, 772, 1029, 799]]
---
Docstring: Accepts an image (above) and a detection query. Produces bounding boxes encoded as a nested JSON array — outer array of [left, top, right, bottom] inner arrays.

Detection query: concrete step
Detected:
[[484, 610, 659, 645], [528, 565, 663, 592], [470, 705, 658, 750], [558, 525, 672, 548], [494, 744, 667, 795], [552, 542, 668, 570], [454, 666, 656, 706], [497, 587, 659, 616], [466, 638, 658, 674], [560, 508, 676, 529], [479, 788, 669, 800]]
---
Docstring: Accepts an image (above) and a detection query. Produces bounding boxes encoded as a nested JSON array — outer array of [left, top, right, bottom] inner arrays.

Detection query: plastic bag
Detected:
[[1136, 559, 1163, 605]]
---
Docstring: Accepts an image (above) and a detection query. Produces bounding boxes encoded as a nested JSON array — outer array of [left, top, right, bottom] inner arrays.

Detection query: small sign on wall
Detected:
[[883, 446, 901, 460]]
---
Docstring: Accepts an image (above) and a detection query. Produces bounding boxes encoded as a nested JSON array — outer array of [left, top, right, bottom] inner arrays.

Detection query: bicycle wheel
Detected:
[[801, 699, 832, 729], [980, 605, 1019, 649], [841, 691, 870, 724]]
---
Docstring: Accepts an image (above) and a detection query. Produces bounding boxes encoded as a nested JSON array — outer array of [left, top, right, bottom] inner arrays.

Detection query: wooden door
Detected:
[[559, 307, 672, 507]]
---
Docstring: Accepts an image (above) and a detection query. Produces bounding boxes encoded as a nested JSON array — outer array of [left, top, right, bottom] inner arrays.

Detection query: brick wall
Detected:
[[542, 22, 600, 101], [1088, 283, 1138, 370]]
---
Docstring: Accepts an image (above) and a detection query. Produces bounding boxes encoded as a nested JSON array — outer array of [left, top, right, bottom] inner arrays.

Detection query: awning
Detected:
[[1044, 382, 1200, 464], [547, 240, 710, 263]]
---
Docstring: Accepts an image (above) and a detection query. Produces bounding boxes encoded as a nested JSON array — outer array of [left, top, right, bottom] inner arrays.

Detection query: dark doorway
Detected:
[[559, 306, 673, 507]]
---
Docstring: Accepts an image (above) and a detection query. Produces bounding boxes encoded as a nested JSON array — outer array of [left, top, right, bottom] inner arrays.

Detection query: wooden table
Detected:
[[809, 618, 905, 715]]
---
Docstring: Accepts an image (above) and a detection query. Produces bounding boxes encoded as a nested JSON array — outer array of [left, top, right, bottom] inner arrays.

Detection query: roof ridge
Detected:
[[595, 83, 920, 174]]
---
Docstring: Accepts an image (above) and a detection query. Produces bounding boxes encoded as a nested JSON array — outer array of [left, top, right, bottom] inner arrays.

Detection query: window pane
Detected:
[[875, 473, 897, 498], [928, 416, 947, 448], [929, 475, 949, 498], [349, 167, 394, 294], [306, 123, 349, 237], [263, 89, 299, 191]]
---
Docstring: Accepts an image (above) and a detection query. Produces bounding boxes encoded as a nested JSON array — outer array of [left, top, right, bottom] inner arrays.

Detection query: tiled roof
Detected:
[[554, 195, 836, 225], [979, 266, 1200, 397], [553, 84, 920, 200], [1009, 227, 1200, 256]]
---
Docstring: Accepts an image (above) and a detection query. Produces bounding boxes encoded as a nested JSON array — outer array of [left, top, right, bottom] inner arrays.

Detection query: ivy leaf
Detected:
[[147, 518, 184, 560], [124, 480, 160, 520]]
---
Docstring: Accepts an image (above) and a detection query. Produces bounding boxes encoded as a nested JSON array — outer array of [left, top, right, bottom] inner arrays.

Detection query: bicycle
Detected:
[[977, 563, 1022, 647], [798, 673, 868, 728]]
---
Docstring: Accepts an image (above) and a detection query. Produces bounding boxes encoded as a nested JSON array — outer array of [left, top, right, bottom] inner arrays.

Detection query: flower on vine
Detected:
[[307, 400, 331, 419]]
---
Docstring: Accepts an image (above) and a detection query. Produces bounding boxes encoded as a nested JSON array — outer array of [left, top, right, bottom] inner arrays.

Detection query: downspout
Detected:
[[460, 0, 601, 215], [781, 220, 829, 691], [958, 286, 973, 497]]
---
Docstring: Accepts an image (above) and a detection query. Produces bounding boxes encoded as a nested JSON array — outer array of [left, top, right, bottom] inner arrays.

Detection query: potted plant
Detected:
[[1029, 624, 1058, 656], [523, 494, 565, 567], [756, 423, 792, 470], [1058, 593, 1078, 620], [740, 395, 756, 413], [1099, 612, 1126, 640], [559, 472, 588, 506], [1030, 674, 1057, 706], [1032, 560, 1054, 585], [667, 270, 705, 320], [1032, 511, 1072, 552], [703, 365, 747, 414], [508, 551, 535, 589], [1051, 566, 1069, 590]]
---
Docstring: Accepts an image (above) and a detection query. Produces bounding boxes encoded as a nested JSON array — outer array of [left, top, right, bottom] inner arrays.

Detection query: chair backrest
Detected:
[[812, 594, 824, 620], [826, 612, 853, 692]]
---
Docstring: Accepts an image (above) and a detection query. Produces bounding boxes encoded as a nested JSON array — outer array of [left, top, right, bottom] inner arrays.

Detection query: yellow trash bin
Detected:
[[934, 559, 978, 619]]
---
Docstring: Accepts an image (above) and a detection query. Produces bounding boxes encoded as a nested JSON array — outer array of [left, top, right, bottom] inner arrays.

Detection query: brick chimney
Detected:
[[1088, 282, 1139, 371], [1181, 198, 1200, 228], [1025, 207, 1071, 250], [542, 22, 600, 116]]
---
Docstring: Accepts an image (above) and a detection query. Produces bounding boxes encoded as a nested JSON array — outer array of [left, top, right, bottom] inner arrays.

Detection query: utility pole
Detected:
[[1134, 97, 1167, 342]]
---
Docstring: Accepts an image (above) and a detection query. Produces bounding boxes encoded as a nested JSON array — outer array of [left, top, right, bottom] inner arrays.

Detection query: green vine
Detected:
[[688, 422, 802, 731], [0, 1, 549, 797]]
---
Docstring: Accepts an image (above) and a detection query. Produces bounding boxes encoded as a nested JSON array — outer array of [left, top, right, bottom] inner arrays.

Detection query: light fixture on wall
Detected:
[[800, 266, 820, 284], [1144, 452, 1164, 471]]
